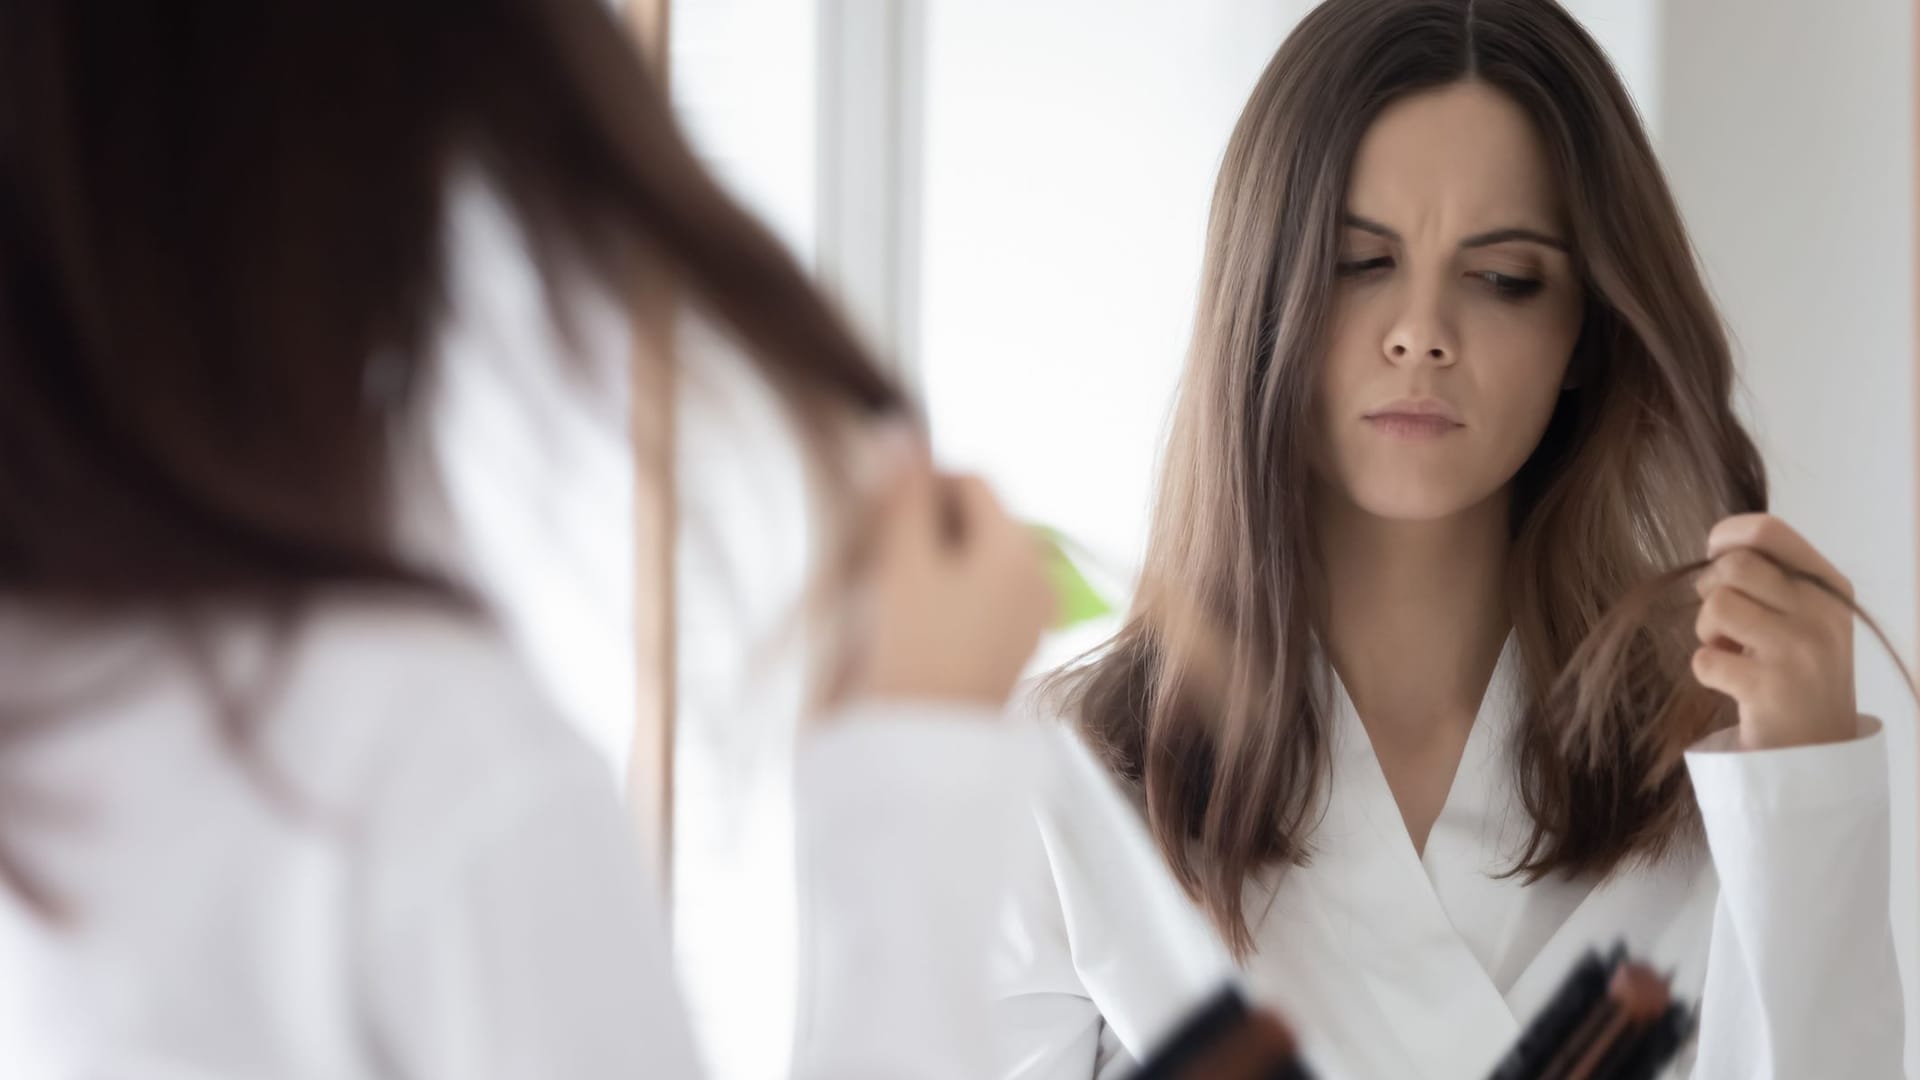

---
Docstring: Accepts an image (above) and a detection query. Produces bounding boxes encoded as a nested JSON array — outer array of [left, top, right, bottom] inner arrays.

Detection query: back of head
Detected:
[[0, 0, 906, 920], [0, 0, 903, 613]]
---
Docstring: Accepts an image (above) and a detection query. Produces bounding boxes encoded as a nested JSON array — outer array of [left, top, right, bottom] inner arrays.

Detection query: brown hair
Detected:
[[1043, 0, 1768, 955], [0, 1, 902, 913]]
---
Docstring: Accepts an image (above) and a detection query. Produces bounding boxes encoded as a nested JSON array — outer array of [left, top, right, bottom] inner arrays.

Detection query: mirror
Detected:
[[663, 3, 1919, 1077]]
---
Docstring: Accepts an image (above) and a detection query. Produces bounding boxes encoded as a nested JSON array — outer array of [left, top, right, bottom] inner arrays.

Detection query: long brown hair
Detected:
[[1043, 0, 1766, 955], [0, 1, 902, 912]]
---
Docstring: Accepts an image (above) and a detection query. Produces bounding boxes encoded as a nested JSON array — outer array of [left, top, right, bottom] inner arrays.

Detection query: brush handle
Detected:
[[1130, 985, 1316, 1080], [1488, 946, 1697, 1080]]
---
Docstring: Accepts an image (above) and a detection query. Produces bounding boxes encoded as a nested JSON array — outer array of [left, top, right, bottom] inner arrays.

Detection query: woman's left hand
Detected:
[[1692, 513, 1858, 751]]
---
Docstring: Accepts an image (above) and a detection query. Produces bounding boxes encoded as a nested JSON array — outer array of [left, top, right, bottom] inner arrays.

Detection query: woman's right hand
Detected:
[[845, 442, 1056, 709]]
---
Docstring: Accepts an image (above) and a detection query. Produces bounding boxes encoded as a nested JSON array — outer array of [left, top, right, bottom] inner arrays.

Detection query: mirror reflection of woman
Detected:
[[992, 1, 1904, 1076]]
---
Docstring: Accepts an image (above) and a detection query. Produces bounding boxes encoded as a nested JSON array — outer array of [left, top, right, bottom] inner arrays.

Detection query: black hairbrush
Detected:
[[1131, 985, 1317, 1080], [1489, 943, 1696, 1080]]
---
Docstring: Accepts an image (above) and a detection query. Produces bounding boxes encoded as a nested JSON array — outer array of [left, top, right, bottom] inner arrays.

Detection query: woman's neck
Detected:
[[1316, 486, 1513, 739]]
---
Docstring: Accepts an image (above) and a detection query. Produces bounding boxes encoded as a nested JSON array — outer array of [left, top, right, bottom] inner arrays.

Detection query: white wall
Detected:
[[1654, 1, 1919, 1068], [1558, 0, 1662, 138], [920, 0, 1326, 667], [671, 346, 812, 1080], [670, 0, 817, 261], [669, 4, 820, 1077], [920, 0, 1307, 588]]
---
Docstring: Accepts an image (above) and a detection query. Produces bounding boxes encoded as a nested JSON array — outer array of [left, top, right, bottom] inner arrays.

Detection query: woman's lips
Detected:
[[1364, 413, 1462, 437], [1362, 399, 1464, 438]]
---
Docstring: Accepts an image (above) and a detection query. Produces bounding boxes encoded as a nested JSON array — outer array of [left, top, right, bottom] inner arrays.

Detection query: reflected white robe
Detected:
[[992, 637, 1905, 1078]]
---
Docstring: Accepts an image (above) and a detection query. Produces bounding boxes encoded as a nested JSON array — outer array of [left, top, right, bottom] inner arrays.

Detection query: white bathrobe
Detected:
[[991, 635, 1905, 1078], [0, 172, 1030, 1080]]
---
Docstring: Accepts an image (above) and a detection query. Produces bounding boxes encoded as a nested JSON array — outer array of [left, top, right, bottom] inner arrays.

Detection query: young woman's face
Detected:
[[1316, 80, 1584, 522]]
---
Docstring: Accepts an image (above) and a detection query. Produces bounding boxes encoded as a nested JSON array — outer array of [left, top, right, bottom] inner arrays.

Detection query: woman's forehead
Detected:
[[1344, 81, 1564, 237]]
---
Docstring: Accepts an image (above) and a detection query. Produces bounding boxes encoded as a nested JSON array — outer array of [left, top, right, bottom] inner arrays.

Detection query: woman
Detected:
[[0, 2, 1051, 1077], [991, 1, 1904, 1077]]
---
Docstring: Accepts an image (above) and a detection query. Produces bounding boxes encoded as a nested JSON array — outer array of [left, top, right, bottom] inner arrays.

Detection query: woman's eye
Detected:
[[1336, 256, 1393, 278], [1474, 270, 1545, 299]]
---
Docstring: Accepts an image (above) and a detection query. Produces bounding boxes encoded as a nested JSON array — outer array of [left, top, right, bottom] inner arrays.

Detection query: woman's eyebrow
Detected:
[[1459, 226, 1569, 252], [1341, 213, 1569, 252], [1341, 213, 1399, 241]]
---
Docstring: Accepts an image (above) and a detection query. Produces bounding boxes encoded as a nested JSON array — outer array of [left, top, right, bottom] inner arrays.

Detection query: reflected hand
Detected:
[[1692, 513, 1857, 750]]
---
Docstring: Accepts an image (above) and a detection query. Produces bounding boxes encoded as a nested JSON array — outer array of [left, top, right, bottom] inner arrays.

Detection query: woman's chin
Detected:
[[1344, 477, 1496, 524]]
